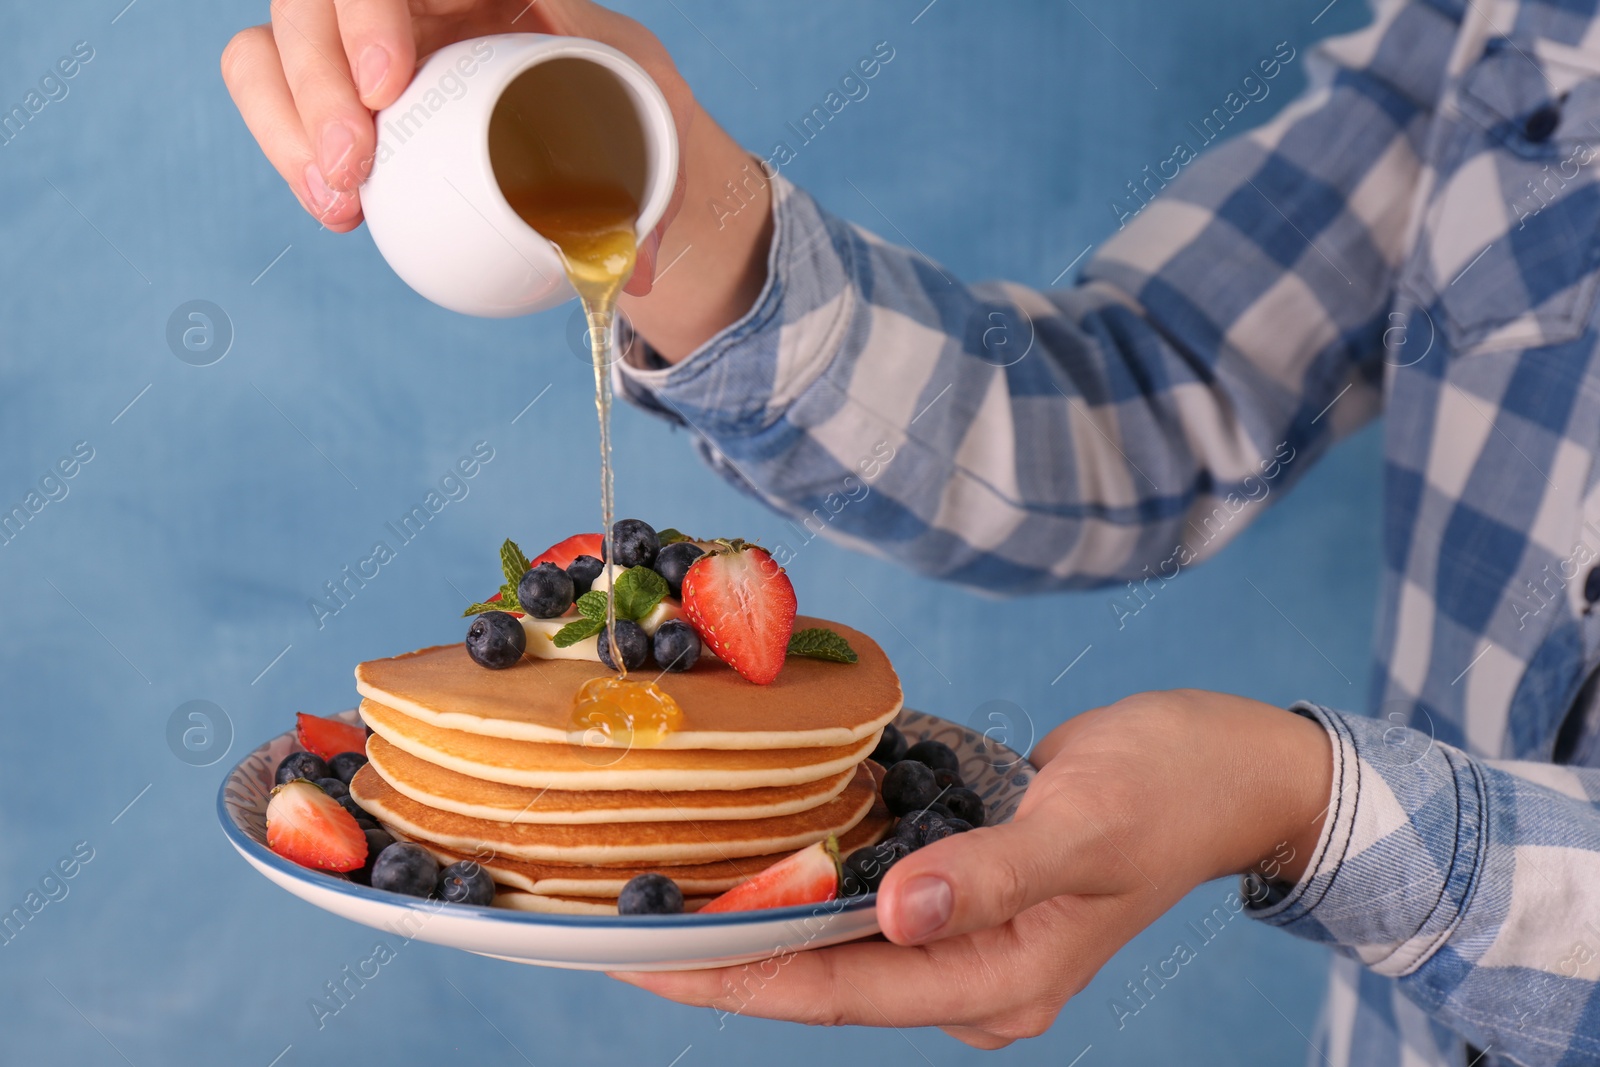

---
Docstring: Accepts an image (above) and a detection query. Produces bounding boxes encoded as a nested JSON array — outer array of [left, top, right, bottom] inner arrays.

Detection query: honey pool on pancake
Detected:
[[489, 60, 681, 745]]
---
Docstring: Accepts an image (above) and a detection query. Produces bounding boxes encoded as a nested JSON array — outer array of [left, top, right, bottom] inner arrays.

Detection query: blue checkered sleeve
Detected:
[[1249, 704, 1600, 1066], [616, 1, 1449, 591]]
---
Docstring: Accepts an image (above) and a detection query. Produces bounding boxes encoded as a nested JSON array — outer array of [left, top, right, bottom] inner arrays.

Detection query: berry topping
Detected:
[[314, 777, 349, 800], [596, 619, 649, 672], [266, 779, 368, 873], [274, 751, 330, 787], [943, 787, 986, 827], [881, 759, 940, 817], [652, 541, 704, 598], [530, 532, 604, 570], [895, 808, 951, 849], [680, 543, 797, 686], [651, 619, 701, 673], [465, 610, 526, 669], [870, 723, 907, 767], [336, 794, 374, 824], [566, 554, 604, 595], [328, 751, 369, 785], [904, 739, 961, 776], [617, 873, 685, 915], [698, 837, 840, 914], [610, 519, 660, 569], [932, 767, 964, 791], [840, 838, 912, 896], [437, 860, 496, 906], [351, 828, 395, 885], [295, 712, 368, 762], [516, 561, 575, 618], [369, 842, 439, 898]]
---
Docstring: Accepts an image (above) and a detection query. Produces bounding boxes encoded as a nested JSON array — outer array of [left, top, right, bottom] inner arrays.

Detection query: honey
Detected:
[[490, 60, 680, 741]]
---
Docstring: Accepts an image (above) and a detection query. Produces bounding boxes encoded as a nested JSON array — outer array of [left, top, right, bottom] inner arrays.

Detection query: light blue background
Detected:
[[0, 1, 1375, 1063]]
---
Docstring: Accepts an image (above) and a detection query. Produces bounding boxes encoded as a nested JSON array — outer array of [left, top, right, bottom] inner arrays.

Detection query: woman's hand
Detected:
[[221, 1, 771, 354], [613, 690, 1332, 1049]]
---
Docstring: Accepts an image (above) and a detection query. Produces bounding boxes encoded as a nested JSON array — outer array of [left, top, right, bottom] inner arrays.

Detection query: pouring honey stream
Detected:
[[490, 60, 682, 748]]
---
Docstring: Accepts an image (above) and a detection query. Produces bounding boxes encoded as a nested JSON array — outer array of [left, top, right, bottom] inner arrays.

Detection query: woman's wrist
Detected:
[[619, 108, 775, 363]]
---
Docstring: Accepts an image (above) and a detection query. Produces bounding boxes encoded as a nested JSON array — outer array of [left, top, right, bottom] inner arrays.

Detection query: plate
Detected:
[[218, 708, 1035, 971]]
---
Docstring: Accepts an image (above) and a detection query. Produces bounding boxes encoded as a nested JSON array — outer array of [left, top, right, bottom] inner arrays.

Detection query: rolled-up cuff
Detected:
[[1243, 701, 1487, 979]]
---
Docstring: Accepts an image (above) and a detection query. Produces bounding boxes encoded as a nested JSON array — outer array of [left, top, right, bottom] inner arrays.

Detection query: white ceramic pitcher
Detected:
[[359, 34, 678, 318]]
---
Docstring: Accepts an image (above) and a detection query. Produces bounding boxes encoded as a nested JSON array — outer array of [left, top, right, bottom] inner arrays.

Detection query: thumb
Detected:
[[876, 801, 1117, 945]]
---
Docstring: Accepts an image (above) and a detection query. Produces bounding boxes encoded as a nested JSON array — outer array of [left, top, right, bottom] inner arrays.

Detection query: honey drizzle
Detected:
[[503, 183, 682, 746]]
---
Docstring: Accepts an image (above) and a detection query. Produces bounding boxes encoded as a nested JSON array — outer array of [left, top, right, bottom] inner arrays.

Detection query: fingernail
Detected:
[[357, 45, 390, 101], [896, 875, 953, 943], [303, 162, 335, 216], [320, 122, 356, 181]]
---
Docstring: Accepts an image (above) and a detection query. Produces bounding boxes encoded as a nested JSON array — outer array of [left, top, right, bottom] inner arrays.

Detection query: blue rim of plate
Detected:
[[217, 707, 1034, 930]]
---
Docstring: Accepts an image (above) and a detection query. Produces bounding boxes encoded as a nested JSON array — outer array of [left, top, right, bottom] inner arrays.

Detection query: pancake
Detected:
[[361, 698, 879, 791], [493, 890, 715, 915], [354, 616, 901, 750], [350, 762, 878, 865], [366, 734, 855, 824], [421, 801, 894, 897]]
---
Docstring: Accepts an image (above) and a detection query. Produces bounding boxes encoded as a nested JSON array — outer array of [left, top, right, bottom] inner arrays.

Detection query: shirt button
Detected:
[[1525, 103, 1562, 142], [1585, 566, 1600, 606]]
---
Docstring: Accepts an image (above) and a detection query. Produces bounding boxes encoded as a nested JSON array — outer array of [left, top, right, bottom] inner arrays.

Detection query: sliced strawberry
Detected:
[[296, 712, 368, 762], [530, 533, 603, 570], [680, 543, 797, 685], [699, 837, 840, 913], [266, 779, 368, 872]]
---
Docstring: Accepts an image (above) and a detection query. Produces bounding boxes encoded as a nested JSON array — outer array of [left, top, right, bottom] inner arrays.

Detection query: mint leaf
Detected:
[[461, 601, 511, 618], [787, 628, 858, 663], [575, 590, 608, 621], [553, 618, 605, 648], [614, 566, 669, 620], [499, 539, 529, 588], [657, 528, 691, 545]]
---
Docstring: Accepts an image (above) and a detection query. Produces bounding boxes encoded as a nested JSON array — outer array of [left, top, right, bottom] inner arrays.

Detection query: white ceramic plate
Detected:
[[219, 708, 1034, 971]]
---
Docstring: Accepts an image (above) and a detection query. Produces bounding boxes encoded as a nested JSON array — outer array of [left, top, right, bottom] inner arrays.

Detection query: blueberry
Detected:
[[870, 723, 907, 767], [903, 739, 960, 776], [932, 767, 964, 791], [881, 759, 939, 817], [944, 818, 973, 834], [923, 802, 955, 820], [567, 554, 604, 595], [617, 873, 684, 915], [355, 817, 380, 832], [370, 842, 439, 898], [652, 541, 704, 598], [610, 519, 660, 569], [896, 809, 951, 849], [350, 829, 395, 885], [275, 751, 329, 786], [329, 751, 368, 784], [465, 610, 526, 669], [315, 777, 349, 799], [597, 619, 649, 672], [437, 860, 496, 906], [516, 562, 575, 619], [943, 787, 986, 827], [652, 619, 700, 672], [337, 794, 373, 823], [840, 838, 912, 896]]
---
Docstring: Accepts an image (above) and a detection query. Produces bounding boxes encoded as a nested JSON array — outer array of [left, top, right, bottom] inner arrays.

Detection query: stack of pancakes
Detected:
[[348, 616, 901, 913]]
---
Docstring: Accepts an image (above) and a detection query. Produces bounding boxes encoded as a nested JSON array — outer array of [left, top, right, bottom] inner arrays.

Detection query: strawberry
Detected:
[[680, 542, 796, 685], [266, 779, 368, 872], [530, 533, 604, 570], [698, 838, 841, 913], [296, 712, 369, 762]]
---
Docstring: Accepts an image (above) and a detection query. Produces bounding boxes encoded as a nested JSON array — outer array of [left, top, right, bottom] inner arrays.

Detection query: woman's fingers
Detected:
[[331, 0, 416, 109], [270, 0, 372, 191], [220, 24, 363, 230]]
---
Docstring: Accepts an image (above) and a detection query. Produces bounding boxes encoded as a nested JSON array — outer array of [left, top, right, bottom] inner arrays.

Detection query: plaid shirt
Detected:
[[618, 0, 1600, 1062]]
